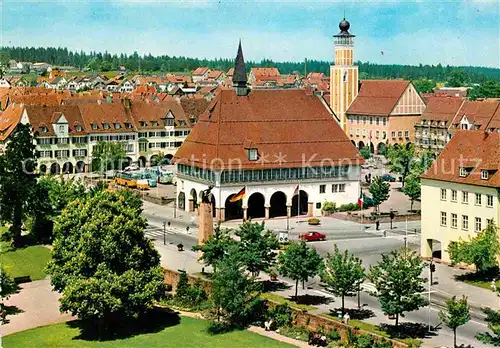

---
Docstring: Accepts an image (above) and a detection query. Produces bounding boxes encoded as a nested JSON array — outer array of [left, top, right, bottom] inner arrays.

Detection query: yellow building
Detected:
[[330, 18, 358, 132], [420, 130, 500, 262]]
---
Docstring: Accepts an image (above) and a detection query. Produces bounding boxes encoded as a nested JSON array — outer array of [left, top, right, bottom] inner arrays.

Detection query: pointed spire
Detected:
[[233, 40, 249, 96]]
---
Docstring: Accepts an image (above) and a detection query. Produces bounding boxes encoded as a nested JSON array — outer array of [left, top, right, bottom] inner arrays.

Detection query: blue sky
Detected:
[[2, 0, 499, 67]]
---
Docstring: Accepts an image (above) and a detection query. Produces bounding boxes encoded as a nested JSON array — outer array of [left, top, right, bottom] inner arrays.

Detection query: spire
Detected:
[[232, 40, 249, 96]]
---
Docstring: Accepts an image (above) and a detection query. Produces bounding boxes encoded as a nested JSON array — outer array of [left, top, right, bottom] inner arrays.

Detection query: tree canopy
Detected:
[[476, 307, 500, 346], [369, 176, 390, 212], [192, 223, 235, 273], [439, 295, 470, 348], [91, 141, 126, 172]]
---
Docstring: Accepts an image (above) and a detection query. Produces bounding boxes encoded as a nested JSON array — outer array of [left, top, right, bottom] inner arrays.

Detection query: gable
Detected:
[[53, 113, 68, 124], [390, 83, 426, 115]]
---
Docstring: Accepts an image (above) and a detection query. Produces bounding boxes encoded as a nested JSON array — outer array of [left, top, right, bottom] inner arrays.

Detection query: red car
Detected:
[[299, 231, 326, 242]]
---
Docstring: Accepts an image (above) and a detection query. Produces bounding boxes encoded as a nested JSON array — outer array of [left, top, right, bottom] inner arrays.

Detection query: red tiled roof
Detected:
[[250, 68, 280, 77], [206, 70, 224, 80], [421, 130, 500, 188], [192, 67, 210, 76], [77, 103, 136, 133], [24, 105, 87, 136], [0, 103, 23, 141], [418, 96, 465, 122], [346, 80, 410, 116], [180, 98, 209, 120], [452, 100, 500, 127], [174, 89, 363, 170], [226, 68, 235, 76]]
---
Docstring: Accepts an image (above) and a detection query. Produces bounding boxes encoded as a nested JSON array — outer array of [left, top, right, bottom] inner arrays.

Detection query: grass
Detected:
[[321, 314, 423, 347], [455, 268, 500, 291], [0, 241, 51, 280], [2, 316, 293, 348], [260, 293, 317, 312], [463, 278, 500, 290]]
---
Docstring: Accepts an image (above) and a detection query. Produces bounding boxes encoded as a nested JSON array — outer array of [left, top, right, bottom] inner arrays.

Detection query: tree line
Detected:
[[1, 46, 499, 83]]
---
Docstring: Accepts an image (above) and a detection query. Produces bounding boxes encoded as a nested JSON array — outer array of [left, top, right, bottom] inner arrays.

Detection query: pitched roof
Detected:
[[77, 103, 135, 133], [250, 67, 280, 77], [418, 96, 465, 122], [421, 130, 500, 188], [346, 80, 410, 116], [226, 68, 235, 77], [206, 70, 224, 80], [24, 105, 87, 136], [452, 99, 500, 128], [174, 88, 363, 170], [180, 97, 209, 120], [192, 67, 210, 76], [0, 103, 23, 141]]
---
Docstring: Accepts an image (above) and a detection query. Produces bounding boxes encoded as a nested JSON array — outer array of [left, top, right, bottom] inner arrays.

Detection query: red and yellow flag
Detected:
[[230, 187, 246, 202]]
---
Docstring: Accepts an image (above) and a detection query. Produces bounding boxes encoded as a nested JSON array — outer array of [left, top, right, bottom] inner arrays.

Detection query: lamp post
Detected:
[[174, 200, 177, 218], [163, 221, 166, 245]]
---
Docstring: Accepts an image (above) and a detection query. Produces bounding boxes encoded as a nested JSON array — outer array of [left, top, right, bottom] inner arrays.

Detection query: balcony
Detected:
[[415, 132, 422, 139]]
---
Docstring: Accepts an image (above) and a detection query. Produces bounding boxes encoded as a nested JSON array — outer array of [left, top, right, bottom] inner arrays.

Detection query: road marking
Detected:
[[327, 236, 386, 243]]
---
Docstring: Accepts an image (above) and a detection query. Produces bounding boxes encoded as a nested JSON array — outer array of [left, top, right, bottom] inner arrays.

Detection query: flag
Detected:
[[293, 184, 299, 195], [230, 187, 245, 202], [358, 192, 364, 209]]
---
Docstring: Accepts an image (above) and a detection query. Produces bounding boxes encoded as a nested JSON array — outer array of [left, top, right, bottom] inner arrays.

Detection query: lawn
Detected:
[[462, 278, 500, 291], [2, 316, 292, 348], [260, 293, 317, 311], [1, 242, 51, 280]]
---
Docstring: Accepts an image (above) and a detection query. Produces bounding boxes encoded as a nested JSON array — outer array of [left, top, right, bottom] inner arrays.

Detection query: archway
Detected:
[[150, 155, 159, 167], [138, 156, 147, 168], [358, 141, 365, 149], [190, 188, 198, 212], [427, 239, 443, 260], [377, 142, 386, 155], [50, 163, 60, 175], [122, 157, 132, 169], [351, 140, 356, 147], [370, 142, 375, 154], [270, 191, 287, 218], [62, 162, 73, 174], [39, 164, 47, 174], [247, 192, 265, 219], [75, 161, 85, 173], [165, 154, 174, 164], [291, 190, 308, 217], [178, 192, 186, 211], [225, 194, 243, 221]]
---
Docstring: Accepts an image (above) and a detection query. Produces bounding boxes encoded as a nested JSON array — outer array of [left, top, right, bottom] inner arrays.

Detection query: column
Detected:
[[265, 206, 270, 219], [216, 207, 225, 222], [307, 202, 314, 217], [188, 199, 194, 212], [243, 206, 248, 221], [286, 205, 291, 218]]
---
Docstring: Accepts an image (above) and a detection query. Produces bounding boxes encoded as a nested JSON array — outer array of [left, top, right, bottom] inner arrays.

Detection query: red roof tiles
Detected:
[[419, 96, 465, 123], [347, 80, 410, 116], [0, 103, 23, 141]]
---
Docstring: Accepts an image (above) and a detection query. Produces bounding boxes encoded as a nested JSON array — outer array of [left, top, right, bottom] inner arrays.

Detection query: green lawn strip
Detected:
[[320, 314, 422, 347], [260, 292, 317, 311], [0, 242, 51, 280], [3, 316, 293, 348], [462, 278, 500, 291]]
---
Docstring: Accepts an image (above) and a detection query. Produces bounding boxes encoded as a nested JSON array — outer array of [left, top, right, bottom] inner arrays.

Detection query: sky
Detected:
[[1, 0, 499, 67]]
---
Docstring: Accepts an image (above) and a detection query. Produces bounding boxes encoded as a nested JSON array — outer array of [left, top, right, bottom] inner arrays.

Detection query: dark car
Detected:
[[299, 231, 326, 242], [381, 174, 396, 182]]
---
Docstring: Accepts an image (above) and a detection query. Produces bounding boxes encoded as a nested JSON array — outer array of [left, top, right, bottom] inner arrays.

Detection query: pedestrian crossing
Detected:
[[361, 281, 379, 295], [144, 225, 185, 240]]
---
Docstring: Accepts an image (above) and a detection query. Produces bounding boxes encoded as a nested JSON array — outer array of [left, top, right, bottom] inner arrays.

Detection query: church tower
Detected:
[[330, 18, 358, 132]]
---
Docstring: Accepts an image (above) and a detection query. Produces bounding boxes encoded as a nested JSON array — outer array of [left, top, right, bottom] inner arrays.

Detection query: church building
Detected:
[[174, 42, 363, 221]]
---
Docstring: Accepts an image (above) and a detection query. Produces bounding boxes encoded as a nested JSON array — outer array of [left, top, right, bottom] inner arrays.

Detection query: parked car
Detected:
[[381, 174, 396, 182], [299, 231, 326, 242]]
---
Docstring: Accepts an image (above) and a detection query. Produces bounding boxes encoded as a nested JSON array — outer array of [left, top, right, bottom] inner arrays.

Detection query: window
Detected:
[[451, 190, 457, 202], [139, 142, 147, 152], [40, 126, 48, 133], [397, 130, 403, 138], [125, 123, 132, 129], [248, 149, 258, 161], [459, 167, 467, 177], [383, 117, 387, 126], [58, 125, 65, 133], [404, 130, 409, 138], [382, 131, 387, 139], [451, 213, 457, 228], [356, 116, 359, 124], [102, 123, 109, 130], [58, 137, 69, 144], [462, 215, 468, 230], [487, 195, 493, 207], [339, 184, 345, 192], [370, 118, 373, 125], [38, 138, 51, 145], [462, 191, 468, 204], [376, 117, 379, 125], [316, 202, 322, 209], [138, 132, 147, 138], [91, 123, 98, 130], [362, 129, 366, 136], [40, 150, 52, 158], [319, 185, 326, 194], [363, 117, 367, 125], [356, 129, 360, 136], [140, 121, 147, 127], [350, 116, 353, 124], [114, 123, 120, 129], [475, 217, 482, 232], [440, 212, 447, 226], [332, 184, 338, 193], [75, 125, 82, 131], [475, 193, 482, 206], [440, 188, 447, 200], [391, 131, 396, 138], [481, 170, 488, 180], [376, 131, 380, 138]]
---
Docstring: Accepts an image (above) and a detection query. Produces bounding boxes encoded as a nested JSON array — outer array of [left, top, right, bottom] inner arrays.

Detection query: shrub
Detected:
[[338, 203, 361, 212], [322, 201, 336, 213], [308, 218, 320, 225], [374, 340, 392, 348], [269, 303, 292, 327], [207, 320, 233, 334], [326, 328, 341, 341], [173, 271, 208, 309], [356, 334, 374, 348]]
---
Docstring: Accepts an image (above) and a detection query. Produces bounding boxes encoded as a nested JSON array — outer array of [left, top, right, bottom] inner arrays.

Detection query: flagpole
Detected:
[[297, 183, 300, 217]]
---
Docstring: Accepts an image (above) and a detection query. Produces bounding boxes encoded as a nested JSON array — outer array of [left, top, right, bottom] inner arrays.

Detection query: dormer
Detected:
[[459, 167, 468, 177], [102, 123, 110, 130], [139, 121, 147, 127], [91, 123, 98, 130], [481, 170, 488, 180], [243, 140, 259, 161], [124, 122, 132, 129], [114, 122, 121, 129], [74, 123, 82, 132], [40, 124, 49, 133], [460, 115, 471, 130], [151, 121, 159, 127], [52, 112, 68, 136], [164, 111, 175, 127]]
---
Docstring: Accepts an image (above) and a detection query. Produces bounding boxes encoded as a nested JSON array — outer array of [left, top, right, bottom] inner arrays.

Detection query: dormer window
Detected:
[[40, 126, 48, 133], [248, 149, 258, 161], [75, 125, 82, 131], [165, 118, 174, 127], [103, 123, 110, 130], [179, 120, 186, 127], [481, 170, 488, 180], [92, 123, 98, 130], [459, 167, 467, 177], [140, 121, 147, 127], [125, 123, 132, 129], [151, 121, 158, 127], [114, 122, 120, 129]]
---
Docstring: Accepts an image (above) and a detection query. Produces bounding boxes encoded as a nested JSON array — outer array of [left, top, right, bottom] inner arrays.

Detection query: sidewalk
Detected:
[[153, 240, 206, 274]]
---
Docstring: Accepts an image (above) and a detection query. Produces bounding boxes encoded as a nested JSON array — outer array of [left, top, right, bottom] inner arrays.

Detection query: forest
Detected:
[[1, 46, 499, 84]]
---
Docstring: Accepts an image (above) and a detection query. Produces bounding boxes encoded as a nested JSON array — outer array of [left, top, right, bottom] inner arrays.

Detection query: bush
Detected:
[[326, 328, 341, 341], [322, 201, 336, 213], [207, 320, 234, 335], [277, 325, 309, 342], [356, 334, 374, 348], [173, 271, 208, 309], [338, 203, 361, 212], [308, 218, 320, 225], [269, 303, 293, 327], [374, 340, 392, 348]]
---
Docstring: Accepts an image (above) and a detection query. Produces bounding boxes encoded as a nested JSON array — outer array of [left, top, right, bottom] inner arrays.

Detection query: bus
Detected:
[[135, 172, 157, 189], [115, 171, 137, 188]]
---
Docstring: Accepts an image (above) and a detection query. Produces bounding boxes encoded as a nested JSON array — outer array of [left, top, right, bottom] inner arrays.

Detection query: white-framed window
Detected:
[[75, 125, 82, 131], [103, 123, 110, 130], [40, 150, 52, 158], [40, 126, 48, 133], [391, 131, 396, 138], [356, 116, 360, 124], [370, 118, 373, 125], [481, 170, 488, 180], [362, 129, 366, 136], [114, 123, 120, 129], [440, 212, 447, 226], [139, 142, 147, 152], [91, 123, 98, 130], [58, 125, 65, 132], [319, 184, 326, 194], [363, 117, 367, 125], [475, 193, 482, 206], [451, 213, 457, 228], [59, 137, 69, 144], [440, 188, 447, 200], [140, 121, 147, 127], [38, 138, 51, 145], [462, 215, 469, 230], [152, 121, 159, 127], [356, 129, 360, 136], [397, 130, 403, 138], [376, 117, 379, 125], [332, 184, 338, 193], [339, 184, 345, 192], [459, 167, 467, 177], [383, 131, 387, 139], [248, 149, 258, 161], [462, 191, 468, 204], [475, 217, 482, 232], [451, 190, 457, 202], [487, 195, 493, 207], [376, 131, 380, 138], [350, 116, 353, 124], [404, 130, 409, 138], [382, 117, 387, 126]]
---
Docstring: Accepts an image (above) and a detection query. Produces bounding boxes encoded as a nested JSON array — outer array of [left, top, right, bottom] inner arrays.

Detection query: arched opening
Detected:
[[150, 155, 159, 167], [377, 142, 386, 155], [62, 162, 73, 174], [122, 157, 132, 169], [39, 164, 47, 174], [358, 141, 365, 149], [190, 188, 198, 212], [178, 192, 186, 211], [247, 192, 265, 219], [427, 239, 443, 260], [50, 163, 60, 175], [269, 191, 287, 218], [225, 194, 243, 221], [291, 190, 308, 217], [351, 140, 356, 147], [370, 142, 375, 154], [165, 154, 174, 164], [75, 161, 86, 173], [138, 156, 147, 168]]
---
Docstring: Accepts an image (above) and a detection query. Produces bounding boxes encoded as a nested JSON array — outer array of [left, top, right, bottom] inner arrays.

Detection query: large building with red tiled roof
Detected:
[[174, 42, 363, 221], [0, 103, 24, 154], [420, 130, 500, 263]]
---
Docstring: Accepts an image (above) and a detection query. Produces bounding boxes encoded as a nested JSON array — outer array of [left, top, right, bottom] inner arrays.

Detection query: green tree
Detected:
[[447, 221, 500, 273], [369, 176, 390, 212], [91, 141, 126, 172], [369, 247, 427, 327], [0, 267, 18, 324], [359, 146, 372, 160], [403, 174, 420, 212], [476, 307, 500, 346], [321, 245, 365, 315], [387, 144, 415, 188], [447, 70, 468, 87], [235, 221, 279, 276], [468, 80, 500, 100], [210, 247, 261, 326], [412, 79, 436, 93], [278, 240, 322, 299], [193, 223, 235, 273], [439, 295, 470, 348], [46, 190, 165, 338], [0, 124, 38, 247]]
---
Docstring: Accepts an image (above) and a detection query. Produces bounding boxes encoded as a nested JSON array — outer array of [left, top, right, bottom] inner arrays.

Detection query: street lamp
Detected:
[[163, 221, 167, 245]]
